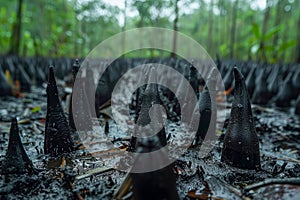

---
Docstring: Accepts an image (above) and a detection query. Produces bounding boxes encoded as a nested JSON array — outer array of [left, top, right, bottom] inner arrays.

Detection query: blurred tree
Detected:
[[0, 0, 298, 62], [131, 0, 172, 57], [272, 0, 282, 60], [230, 0, 239, 59], [171, 0, 179, 57], [122, 0, 127, 55], [259, 0, 272, 62], [8, 0, 23, 55], [207, 0, 214, 55], [297, 4, 300, 63]]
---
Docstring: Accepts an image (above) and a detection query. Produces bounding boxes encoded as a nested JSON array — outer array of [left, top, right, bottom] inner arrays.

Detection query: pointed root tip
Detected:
[[148, 66, 156, 83], [233, 67, 244, 82], [48, 66, 55, 82], [74, 59, 80, 66], [11, 117, 17, 124], [10, 117, 19, 133], [49, 65, 54, 72], [48, 65, 54, 77], [207, 67, 218, 81]]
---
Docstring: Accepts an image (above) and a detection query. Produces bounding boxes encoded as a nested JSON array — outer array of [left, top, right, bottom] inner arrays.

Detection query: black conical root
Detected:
[[295, 95, 300, 115], [69, 60, 93, 131], [273, 73, 294, 107], [131, 163, 179, 200], [72, 59, 80, 80], [131, 133, 179, 199], [252, 68, 272, 105], [2, 118, 34, 174], [70, 73, 93, 131], [44, 66, 74, 156], [221, 67, 261, 170], [194, 68, 217, 145], [105, 121, 109, 134], [69, 59, 80, 130], [128, 67, 167, 152], [129, 68, 178, 199], [245, 66, 256, 98]]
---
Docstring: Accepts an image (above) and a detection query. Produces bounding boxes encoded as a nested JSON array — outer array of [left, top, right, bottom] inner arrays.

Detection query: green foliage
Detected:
[[248, 22, 296, 63], [0, 4, 15, 52], [0, 0, 299, 63]]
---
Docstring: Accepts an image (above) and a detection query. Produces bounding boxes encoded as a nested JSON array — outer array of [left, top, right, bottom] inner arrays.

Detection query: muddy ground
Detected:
[[0, 83, 299, 199]]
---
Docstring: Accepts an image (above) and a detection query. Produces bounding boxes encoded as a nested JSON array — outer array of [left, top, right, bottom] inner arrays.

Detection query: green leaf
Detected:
[[251, 23, 261, 39], [219, 43, 230, 56], [264, 26, 281, 41], [278, 40, 296, 52], [57, 26, 63, 34], [264, 45, 275, 52], [31, 106, 41, 113], [216, 130, 222, 135], [0, 7, 7, 19], [24, 30, 31, 40]]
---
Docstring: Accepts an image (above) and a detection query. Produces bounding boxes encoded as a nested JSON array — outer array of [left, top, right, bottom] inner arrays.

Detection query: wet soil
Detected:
[[0, 86, 299, 199]]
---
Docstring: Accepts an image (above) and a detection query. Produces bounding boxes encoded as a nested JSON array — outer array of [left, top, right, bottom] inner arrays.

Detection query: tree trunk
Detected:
[[171, 0, 179, 57], [8, 0, 23, 56], [296, 5, 300, 63], [260, 0, 271, 62], [122, 0, 127, 57], [218, 0, 223, 50], [272, 0, 282, 61], [81, 19, 86, 56], [207, 0, 214, 55], [230, 0, 238, 59], [74, 11, 79, 57], [33, 37, 39, 57], [280, 3, 291, 62]]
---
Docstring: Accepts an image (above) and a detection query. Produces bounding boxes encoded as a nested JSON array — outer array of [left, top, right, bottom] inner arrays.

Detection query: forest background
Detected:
[[1, 0, 299, 63]]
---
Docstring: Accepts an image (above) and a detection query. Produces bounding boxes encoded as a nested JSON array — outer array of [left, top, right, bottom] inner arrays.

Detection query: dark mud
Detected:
[[0, 85, 299, 199], [0, 57, 299, 199]]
